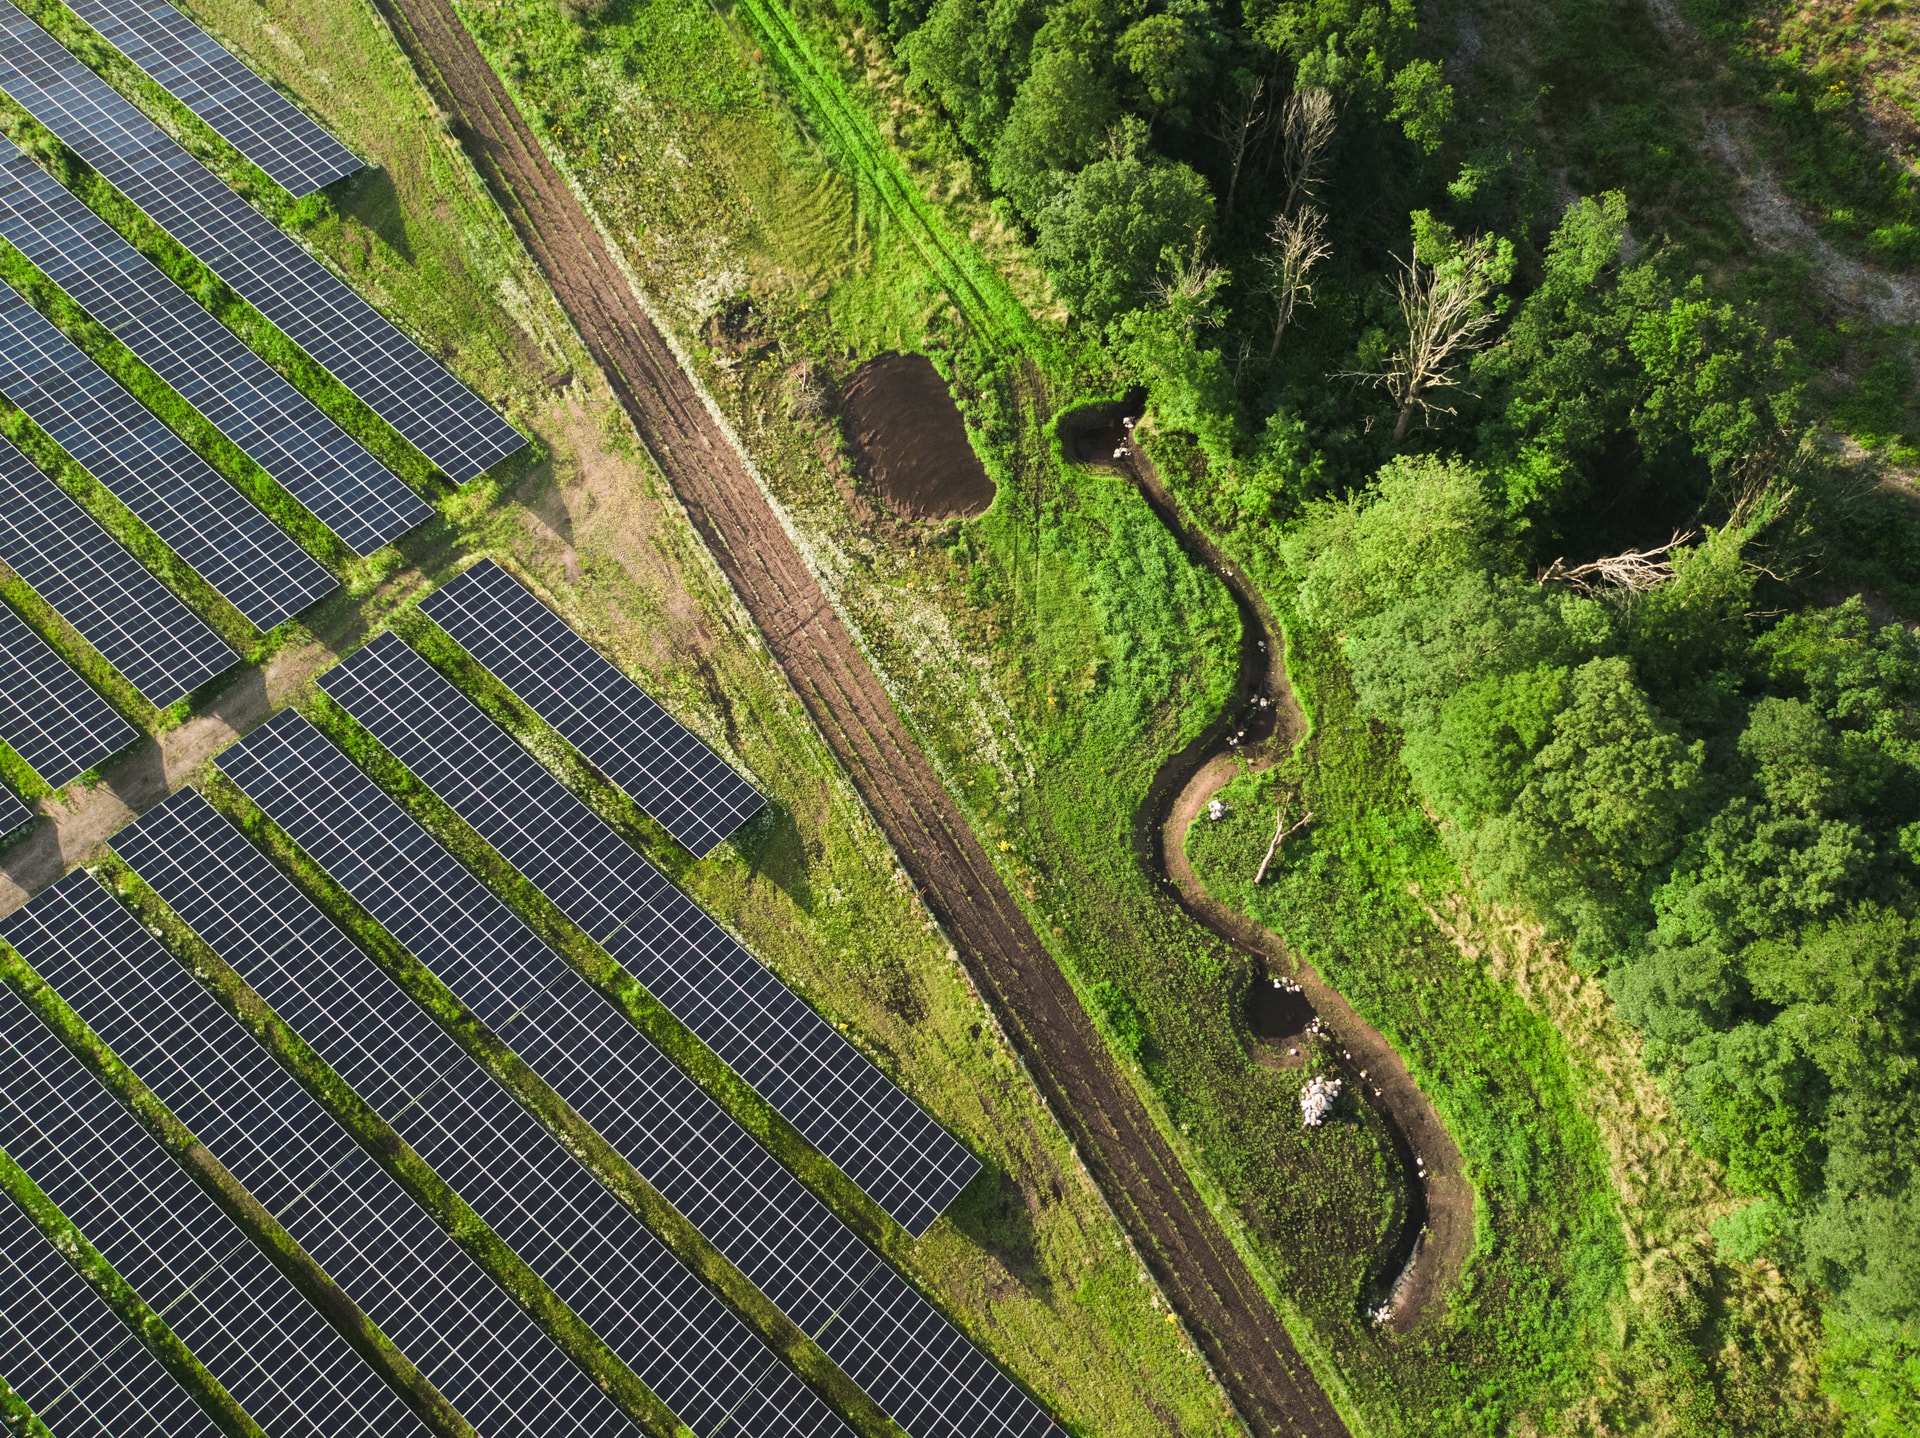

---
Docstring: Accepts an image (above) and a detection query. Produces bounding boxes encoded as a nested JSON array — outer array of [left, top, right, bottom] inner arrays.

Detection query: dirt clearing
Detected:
[[841, 353, 994, 521]]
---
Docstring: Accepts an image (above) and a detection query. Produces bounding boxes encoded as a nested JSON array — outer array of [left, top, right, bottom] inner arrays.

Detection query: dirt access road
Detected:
[[370, 1, 1346, 1432]]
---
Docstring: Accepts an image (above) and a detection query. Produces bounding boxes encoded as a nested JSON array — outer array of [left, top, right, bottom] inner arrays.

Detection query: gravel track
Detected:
[[370, 1, 1347, 1432]]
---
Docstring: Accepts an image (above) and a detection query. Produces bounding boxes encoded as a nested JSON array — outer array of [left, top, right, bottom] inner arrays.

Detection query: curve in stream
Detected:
[[1060, 398, 1475, 1329]]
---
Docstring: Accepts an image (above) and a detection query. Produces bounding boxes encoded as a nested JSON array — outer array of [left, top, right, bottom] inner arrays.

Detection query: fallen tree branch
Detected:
[[1254, 805, 1314, 884]]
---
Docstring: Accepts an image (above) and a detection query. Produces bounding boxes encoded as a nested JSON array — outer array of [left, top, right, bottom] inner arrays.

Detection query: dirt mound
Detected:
[[840, 352, 995, 520]]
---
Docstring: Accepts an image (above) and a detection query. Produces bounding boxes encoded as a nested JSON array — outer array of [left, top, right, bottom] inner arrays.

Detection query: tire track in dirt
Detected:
[[370, 2, 1347, 1433]]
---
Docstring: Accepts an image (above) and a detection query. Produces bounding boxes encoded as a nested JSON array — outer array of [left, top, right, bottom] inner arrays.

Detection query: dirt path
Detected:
[[370, 2, 1346, 1434], [0, 639, 335, 911], [1093, 421, 1473, 1329]]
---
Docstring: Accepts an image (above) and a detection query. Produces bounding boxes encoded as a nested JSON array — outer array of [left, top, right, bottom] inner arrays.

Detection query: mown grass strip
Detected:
[[0, 233, 357, 571], [198, 769, 902, 1438], [0, 567, 158, 732], [0, 102, 441, 496], [727, 0, 1042, 360], [95, 857, 675, 1438], [0, 1372, 57, 1438], [0, 1042, 266, 1438], [0, 941, 464, 1438]]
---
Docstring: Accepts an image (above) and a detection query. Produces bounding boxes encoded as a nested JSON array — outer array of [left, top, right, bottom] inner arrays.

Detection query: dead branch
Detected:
[[1211, 76, 1271, 234], [1259, 204, 1331, 359], [1254, 804, 1314, 884], [1536, 531, 1695, 594]]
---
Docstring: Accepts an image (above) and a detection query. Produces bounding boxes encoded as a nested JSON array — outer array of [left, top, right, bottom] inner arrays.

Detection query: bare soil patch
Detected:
[[375, 2, 1345, 1429], [840, 353, 994, 521]]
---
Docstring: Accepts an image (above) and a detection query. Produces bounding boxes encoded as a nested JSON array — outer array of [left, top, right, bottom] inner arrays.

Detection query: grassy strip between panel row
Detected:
[[0, 571, 154, 730], [0, 393, 262, 657], [0, 938, 466, 1438], [95, 856, 669, 1438], [0, 105, 440, 497], [0, 951, 296, 1438], [0, 232, 358, 572], [194, 770, 904, 1438], [388, 605, 924, 1242], [0, 1372, 56, 1438], [0, 1141, 259, 1438]]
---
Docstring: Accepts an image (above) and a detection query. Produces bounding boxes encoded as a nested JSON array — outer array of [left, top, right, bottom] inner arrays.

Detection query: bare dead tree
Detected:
[[1536, 531, 1696, 594], [1347, 242, 1505, 442], [1279, 86, 1336, 217], [1211, 76, 1270, 234], [1148, 232, 1226, 322], [1258, 204, 1331, 359]]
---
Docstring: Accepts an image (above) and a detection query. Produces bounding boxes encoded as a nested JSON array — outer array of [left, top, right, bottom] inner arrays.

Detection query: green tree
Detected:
[[1034, 150, 1213, 324]]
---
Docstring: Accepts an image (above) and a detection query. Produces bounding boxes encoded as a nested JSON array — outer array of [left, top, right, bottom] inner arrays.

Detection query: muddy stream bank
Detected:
[[1060, 399, 1473, 1329]]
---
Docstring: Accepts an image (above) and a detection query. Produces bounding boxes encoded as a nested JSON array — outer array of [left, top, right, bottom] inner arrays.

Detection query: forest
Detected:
[[805, 0, 1920, 1423]]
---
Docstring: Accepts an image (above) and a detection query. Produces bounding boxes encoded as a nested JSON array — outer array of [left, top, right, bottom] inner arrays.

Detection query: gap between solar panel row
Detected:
[[0, 144, 431, 557], [0, 1173, 226, 1438], [64, 0, 362, 197], [117, 790, 854, 1438], [0, 972, 429, 1438], [0, 5, 523, 483], [0, 436, 234, 706], [324, 629, 980, 1237], [420, 561, 766, 858], [0, 278, 336, 631], [2, 873, 652, 1438], [219, 712, 1061, 1438]]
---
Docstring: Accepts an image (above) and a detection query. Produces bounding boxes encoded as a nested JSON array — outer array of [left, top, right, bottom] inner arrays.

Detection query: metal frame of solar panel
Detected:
[[0, 603, 136, 784], [0, 146, 429, 555], [420, 561, 765, 856], [0, 436, 233, 705], [0, 976, 422, 1438], [0, 8, 521, 483], [64, 0, 360, 197], [118, 789, 852, 1438], [0, 1195, 222, 1438], [0, 283, 334, 631], [1, 873, 638, 1438], [218, 712, 1061, 1438], [323, 632, 979, 1235]]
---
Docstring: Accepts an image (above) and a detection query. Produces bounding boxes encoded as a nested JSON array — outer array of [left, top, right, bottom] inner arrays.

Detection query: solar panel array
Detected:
[[0, 785, 28, 836], [0, 968, 422, 1438], [118, 790, 853, 1438], [0, 282, 335, 631], [64, 0, 361, 197], [219, 712, 1060, 1438], [420, 561, 765, 855], [323, 632, 979, 1235], [0, 7, 522, 482], [3, 872, 640, 1438], [0, 144, 430, 555], [0, 436, 233, 705], [0, 1192, 222, 1438], [0, 602, 136, 784]]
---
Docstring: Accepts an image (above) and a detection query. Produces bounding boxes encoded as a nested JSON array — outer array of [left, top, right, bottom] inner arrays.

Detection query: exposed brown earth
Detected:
[[370, 1, 1346, 1431], [840, 352, 995, 520]]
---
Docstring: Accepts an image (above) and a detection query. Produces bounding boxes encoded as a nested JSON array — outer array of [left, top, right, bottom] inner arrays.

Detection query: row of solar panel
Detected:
[[0, 0, 520, 838]]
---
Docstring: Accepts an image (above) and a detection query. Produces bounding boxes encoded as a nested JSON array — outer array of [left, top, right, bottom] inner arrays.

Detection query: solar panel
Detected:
[[0, 435, 234, 706], [117, 789, 853, 1438], [322, 632, 979, 1235], [0, 8, 522, 483], [1, 873, 640, 1438], [64, 0, 361, 197], [419, 561, 765, 855], [0, 966, 426, 1438], [0, 1193, 223, 1438], [0, 144, 429, 555], [218, 713, 1061, 1438], [0, 282, 335, 631], [0, 602, 136, 784]]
